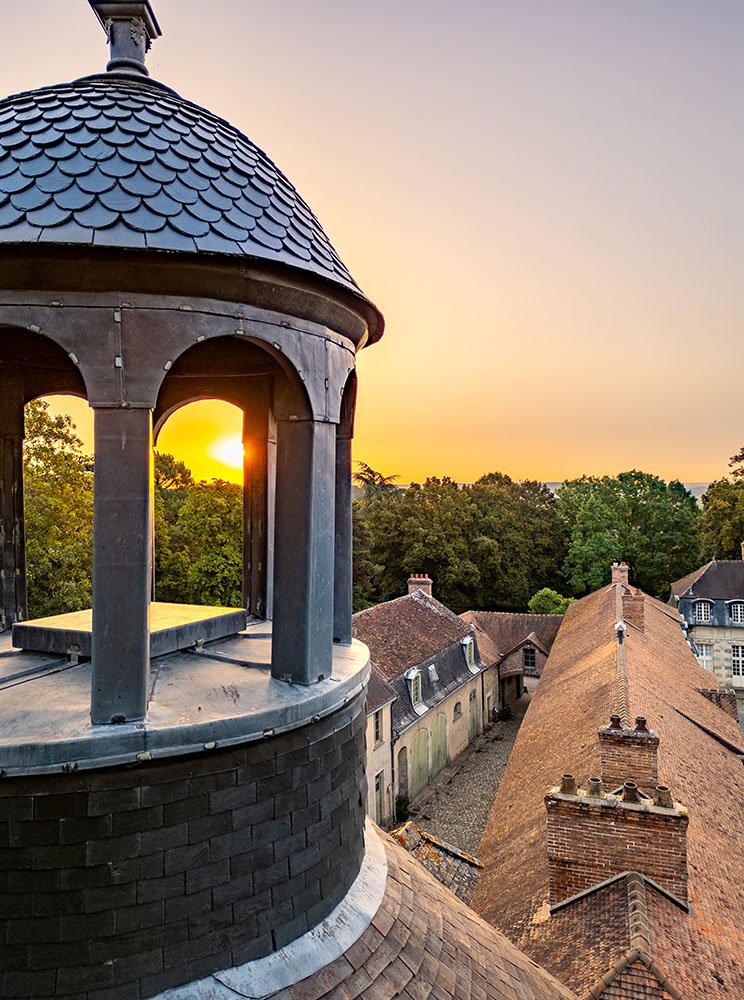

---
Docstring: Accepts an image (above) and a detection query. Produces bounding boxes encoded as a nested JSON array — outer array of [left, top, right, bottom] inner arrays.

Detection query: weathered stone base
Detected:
[[0, 690, 367, 1000]]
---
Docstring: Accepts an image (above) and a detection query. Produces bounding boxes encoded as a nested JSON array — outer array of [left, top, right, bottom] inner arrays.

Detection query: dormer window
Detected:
[[695, 601, 712, 624], [731, 602, 744, 624], [461, 636, 475, 667], [411, 671, 422, 707], [523, 647, 536, 670]]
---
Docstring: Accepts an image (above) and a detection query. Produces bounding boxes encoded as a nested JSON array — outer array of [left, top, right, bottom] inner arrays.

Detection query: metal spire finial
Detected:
[[88, 1, 162, 77]]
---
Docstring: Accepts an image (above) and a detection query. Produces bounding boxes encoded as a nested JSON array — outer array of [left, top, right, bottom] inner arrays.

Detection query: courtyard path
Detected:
[[406, 695, 529, 856]]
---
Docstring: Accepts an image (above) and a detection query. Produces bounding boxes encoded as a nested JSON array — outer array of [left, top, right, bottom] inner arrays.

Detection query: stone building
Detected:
[[365, 662, 396, 827], [670, 552, 744, 688], [0, 5, 576, 999], [354, 577, 499, 808], [472, 567, 744, 998], [461, 609, 562, 703]]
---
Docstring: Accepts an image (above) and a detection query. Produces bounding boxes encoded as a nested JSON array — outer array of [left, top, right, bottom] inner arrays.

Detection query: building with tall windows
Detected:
[[670, 554, 744, 688]]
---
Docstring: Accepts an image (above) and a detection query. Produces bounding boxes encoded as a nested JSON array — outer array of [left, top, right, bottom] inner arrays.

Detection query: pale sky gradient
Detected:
[[2, 2, 742, 484]]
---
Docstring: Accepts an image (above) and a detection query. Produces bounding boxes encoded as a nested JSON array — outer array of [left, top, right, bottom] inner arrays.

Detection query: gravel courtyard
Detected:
[[406, 696, 529, 856]]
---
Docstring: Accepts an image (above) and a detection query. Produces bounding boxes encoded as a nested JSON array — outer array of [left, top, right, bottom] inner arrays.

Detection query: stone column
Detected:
[[242, 378, 276, 619], [91, 407, 153, 724], [272, 418, 335, 684], [333, 431, 353, 643], [0, 369, 26, 628]]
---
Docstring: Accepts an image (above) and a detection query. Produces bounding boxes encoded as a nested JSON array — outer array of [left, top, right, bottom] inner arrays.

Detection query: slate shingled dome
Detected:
[[0, 76, 359, 293]]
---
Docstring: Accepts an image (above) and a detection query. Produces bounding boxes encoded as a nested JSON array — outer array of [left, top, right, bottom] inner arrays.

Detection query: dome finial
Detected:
[[88, 1, 162, 77]]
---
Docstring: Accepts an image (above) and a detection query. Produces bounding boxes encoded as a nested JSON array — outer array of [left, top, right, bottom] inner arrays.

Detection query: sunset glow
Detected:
[[209, 436, 245, 473], [20, 2, 742, 486]]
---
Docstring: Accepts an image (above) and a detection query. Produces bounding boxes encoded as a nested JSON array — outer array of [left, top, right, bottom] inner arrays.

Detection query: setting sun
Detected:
[[209, 436, 245, 472]]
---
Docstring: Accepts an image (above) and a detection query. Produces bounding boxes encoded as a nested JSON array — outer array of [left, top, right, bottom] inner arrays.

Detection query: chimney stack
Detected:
[[740, 540, 744, 561], [407, 573, 432, 598], [622, 593, 645, 632], [545, 776, 688, 906], [598, 714, 659, 794], [611, 562, 629, 586]]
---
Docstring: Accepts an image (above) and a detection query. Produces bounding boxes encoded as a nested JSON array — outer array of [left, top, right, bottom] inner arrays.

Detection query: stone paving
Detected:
[[406, 696, 529, 856]]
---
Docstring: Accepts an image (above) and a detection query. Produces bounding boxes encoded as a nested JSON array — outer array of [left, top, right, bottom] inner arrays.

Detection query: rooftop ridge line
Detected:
[[614, 584, 631, 728]]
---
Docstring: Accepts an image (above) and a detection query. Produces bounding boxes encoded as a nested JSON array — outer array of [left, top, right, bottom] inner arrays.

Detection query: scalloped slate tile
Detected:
[[0, 76, 357, 291]]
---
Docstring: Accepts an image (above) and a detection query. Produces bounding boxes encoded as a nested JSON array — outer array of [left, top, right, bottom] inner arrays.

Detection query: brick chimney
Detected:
[[611, 562, 629, 586], [599, 715, 659, 793], [407, 573, 432, 597], [545, 776, 688, 906], [622, 593, 644, 632]]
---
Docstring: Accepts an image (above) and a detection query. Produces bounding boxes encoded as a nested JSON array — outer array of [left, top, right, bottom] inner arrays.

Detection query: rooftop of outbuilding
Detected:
[[461, 610, 562, 660], [472, 584, 744, 999], [353, 590, 474, 681]]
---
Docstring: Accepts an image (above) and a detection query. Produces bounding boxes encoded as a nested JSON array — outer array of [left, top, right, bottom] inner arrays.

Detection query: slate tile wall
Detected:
[[0, 689, 367, 1000]]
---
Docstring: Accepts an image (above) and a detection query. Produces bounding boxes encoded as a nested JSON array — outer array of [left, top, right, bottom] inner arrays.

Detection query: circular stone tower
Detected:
[[0, 3, 382, 997]]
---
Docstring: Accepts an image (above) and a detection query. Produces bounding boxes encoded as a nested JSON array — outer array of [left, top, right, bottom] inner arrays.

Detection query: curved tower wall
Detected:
[[0, 692, 367, 998]]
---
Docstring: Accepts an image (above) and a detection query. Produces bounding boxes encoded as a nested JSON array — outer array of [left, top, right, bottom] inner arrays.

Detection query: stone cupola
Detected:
[[0, 3, 383, 995]]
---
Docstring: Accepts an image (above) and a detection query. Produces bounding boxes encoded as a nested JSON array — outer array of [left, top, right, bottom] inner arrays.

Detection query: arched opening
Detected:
[[0, 328, 88, 628], [153, 399, 245, 609], [154, 334, 309, 621], [23, 394, 93, 621]]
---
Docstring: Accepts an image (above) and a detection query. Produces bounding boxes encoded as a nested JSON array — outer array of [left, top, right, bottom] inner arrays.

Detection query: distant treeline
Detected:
[[21, 402, 744, 618], [351, 459, 744, 612]]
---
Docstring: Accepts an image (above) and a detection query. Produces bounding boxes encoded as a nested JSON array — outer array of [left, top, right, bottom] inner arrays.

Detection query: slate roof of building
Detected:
[[366, 661, 397, 714], [669, 559, 744, 601], [471, 583, 744, 999], [461, 611, 563, 659], [354, 591, 482, 734], [0, 75, 380, 318], [272, 826, 576, 1000], [354, 590, 474, 680]]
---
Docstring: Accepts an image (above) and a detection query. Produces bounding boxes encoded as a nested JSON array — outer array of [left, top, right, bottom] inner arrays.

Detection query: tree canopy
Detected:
[[352, 468, 567, 612], [699, 444, 744, 561], [24, 400, 94, 618], [556, 471, 701, 597], [528, 588, 574, 614]]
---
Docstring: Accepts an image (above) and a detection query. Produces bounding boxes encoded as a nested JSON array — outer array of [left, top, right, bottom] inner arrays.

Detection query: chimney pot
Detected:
[[587, 777, 603, 797], [407, 573, 433, 598], [608, 714, 623, 731], [654, 785, 674, 808], [560, 774, 577, 795], [634, 716, 650, 733], [622, 780, 641, 803]]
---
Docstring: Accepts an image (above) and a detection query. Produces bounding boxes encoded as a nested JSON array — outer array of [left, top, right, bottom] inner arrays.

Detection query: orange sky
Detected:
[[9, 2, 744, 485]]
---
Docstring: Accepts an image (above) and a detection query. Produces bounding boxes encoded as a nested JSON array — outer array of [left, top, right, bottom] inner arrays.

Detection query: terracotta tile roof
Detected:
[[354, 591, 473, 679], [366, 662, 397, 714], [461, 613, 501, 666], [670, 559, 744, 600], [391, 821, 482, 904], [472, 583, 744, 999], [462, 611, 562, 660], [281, 826, 577, 999]]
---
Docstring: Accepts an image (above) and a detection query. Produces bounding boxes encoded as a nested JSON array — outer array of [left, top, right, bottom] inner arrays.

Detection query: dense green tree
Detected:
[[23, 400, 94, 618], [528, 588, 574, 614], [174, 479, 243, 606], [352, 468, 567, 612], [353, 462, 399, 499], [557, 471, 701, 597], [700, 478, 744, 560]]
